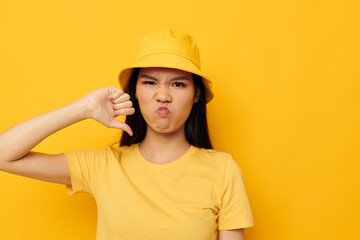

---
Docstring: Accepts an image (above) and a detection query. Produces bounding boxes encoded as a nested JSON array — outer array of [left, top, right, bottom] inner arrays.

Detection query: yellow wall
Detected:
[[0, 0, 358, 239]]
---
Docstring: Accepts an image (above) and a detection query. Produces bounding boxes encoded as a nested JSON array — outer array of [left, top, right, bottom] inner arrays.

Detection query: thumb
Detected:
[[108, 119, 133, 136]]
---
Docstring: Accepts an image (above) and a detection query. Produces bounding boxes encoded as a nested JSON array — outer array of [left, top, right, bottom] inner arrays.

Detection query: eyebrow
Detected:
[[139, 74, 190, 81]]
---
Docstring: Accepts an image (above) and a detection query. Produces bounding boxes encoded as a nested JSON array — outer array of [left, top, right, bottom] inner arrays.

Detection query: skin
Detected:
[[137, 67, 197, 134], [0, 87, 135, 185], [135, 68, 244, 239], [135, 67, 199, 164], [0, 67, 244, 239]]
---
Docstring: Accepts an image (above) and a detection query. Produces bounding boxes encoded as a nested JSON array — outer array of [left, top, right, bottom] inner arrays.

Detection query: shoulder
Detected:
[[192, 147, 244, 177], [64, 144, 136, 162], [191, 147, 235, 169], [193, 147, 233, 160], [102, 143, 139, 160]]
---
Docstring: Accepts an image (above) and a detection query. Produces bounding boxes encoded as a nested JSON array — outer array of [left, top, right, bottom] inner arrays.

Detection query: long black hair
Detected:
[[119, 67, 212, 149]]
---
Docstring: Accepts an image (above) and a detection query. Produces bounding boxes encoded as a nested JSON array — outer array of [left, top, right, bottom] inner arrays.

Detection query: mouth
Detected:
[[156, 107, 170, 116]]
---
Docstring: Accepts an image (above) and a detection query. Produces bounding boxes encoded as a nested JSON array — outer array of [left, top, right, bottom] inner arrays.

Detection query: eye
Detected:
[[143, 81, 156, 85], [172, 82, 185, 87]]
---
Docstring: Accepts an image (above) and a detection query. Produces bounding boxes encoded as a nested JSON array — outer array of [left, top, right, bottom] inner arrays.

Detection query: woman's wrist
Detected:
[[71, 95, 96, 121]]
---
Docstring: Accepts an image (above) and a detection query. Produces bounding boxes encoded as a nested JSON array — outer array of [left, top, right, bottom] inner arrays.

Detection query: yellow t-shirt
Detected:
[[64, 143, 254, 240]]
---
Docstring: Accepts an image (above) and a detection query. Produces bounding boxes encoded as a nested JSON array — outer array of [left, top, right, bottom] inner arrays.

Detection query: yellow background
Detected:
[[0, 0, 359, 239]]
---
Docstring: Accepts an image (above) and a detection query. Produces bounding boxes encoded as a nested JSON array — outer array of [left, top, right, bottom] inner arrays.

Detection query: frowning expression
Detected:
[[135, 67, 199, 134]]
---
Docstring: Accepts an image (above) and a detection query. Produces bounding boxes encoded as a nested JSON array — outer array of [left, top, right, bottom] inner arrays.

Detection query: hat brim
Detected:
[[118, 52, 214, 103]]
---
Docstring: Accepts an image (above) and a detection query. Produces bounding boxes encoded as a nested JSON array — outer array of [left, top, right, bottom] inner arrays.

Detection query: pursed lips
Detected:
[[156, 106, 171, 116]]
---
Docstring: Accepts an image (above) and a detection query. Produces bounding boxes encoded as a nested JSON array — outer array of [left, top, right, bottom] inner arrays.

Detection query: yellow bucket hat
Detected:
[[118, 29, 214, 103]]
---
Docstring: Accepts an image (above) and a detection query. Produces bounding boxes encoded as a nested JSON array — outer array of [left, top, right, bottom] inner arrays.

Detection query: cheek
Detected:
[[136, 88, 151, 107], [181, 99, 194, 111], [180, 90, 196, 107], [176, 94, 195, 116], [137, 98, 151, 115]]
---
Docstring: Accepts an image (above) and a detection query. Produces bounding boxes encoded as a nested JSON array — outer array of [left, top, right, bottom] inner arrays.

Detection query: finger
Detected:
[[114, 107, 135, 116], [113, 100, 133, 109], [108, 120, 133, 136], [112, 93, 130, 104], [108, 87, 123, 99]]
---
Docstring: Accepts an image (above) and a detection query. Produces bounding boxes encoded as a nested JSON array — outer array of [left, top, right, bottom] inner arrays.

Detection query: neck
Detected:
[[138, 125, 191, 164]]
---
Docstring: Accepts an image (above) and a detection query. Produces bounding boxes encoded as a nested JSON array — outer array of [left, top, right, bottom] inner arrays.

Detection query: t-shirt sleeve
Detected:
[[63, 148, 110, 196], [217, 154, 254, 230]]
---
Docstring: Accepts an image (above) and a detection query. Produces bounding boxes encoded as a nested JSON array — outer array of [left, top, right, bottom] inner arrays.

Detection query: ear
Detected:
[[193, 87, 200, 103]]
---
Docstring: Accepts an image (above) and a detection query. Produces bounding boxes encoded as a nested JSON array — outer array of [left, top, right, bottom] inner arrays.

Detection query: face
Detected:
[[135, 67, 199, 134]]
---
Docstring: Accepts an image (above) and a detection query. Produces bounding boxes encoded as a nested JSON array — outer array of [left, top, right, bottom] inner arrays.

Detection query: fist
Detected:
[[84, 86, 135, 136]]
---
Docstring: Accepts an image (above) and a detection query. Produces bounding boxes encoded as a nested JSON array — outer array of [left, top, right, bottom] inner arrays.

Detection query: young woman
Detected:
[[0, 29, 253, 239]]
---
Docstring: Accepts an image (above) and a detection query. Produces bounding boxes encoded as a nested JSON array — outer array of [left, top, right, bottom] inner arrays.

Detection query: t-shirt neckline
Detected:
[[133, 143, 196, 169]]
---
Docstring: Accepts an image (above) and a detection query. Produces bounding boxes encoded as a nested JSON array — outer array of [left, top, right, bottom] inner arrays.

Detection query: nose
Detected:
[[155, 86, 172, 103]]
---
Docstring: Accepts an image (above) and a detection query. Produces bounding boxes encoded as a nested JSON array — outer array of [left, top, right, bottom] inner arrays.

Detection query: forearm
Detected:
[[0, 96, 90, 163]]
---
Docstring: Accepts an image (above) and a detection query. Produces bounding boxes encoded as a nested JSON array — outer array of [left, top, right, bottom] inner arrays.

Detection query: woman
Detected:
[[0, 29, 253, 239]]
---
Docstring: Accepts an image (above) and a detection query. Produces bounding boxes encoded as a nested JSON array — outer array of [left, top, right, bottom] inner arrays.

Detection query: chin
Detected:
[[153, 127, 175, 134], [149, 124, 184, 135]]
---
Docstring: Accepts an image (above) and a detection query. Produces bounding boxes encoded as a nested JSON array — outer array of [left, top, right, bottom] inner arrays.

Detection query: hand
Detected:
[[83, 86, 135, 136]]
